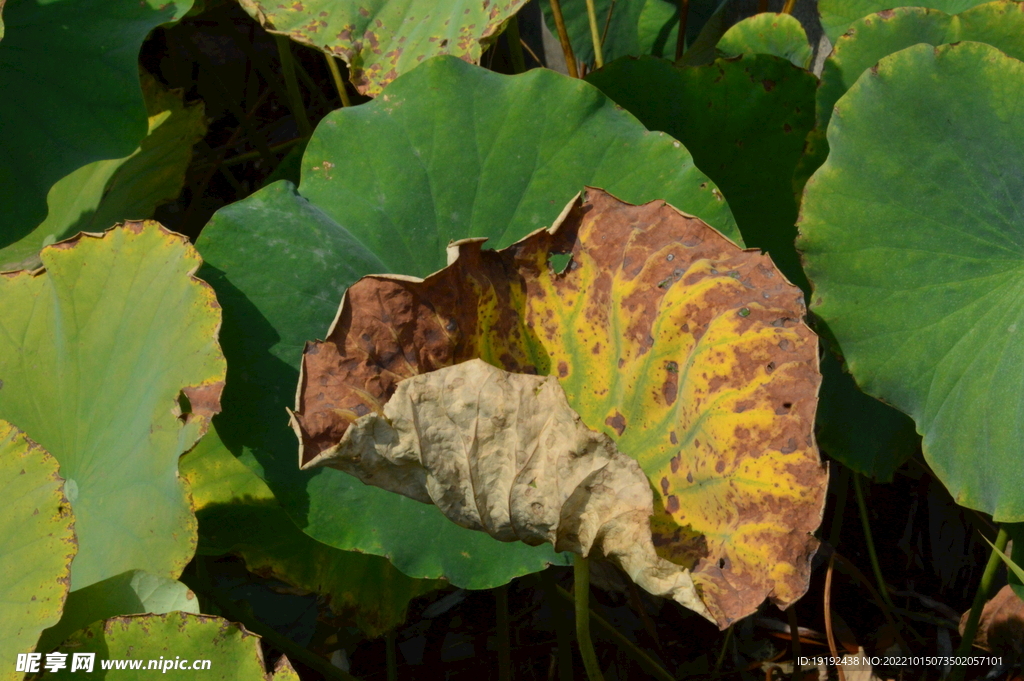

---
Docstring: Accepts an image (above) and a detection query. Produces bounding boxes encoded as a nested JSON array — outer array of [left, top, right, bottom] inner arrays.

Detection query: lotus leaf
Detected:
[[180, 426, 444, 637], [0, 223, 226, 589], [817, 0, 992, 42], [0, 72, 207, 271], [716, 13, 812, 69], [798, 41, 1024, 520], [0, 421, 76, 680], [291, 189, 826, 627], [36, 571, 199, 654], [46, 611, 299, 680], [797, 1, 1024, 193], [196, 55, 736, 589], [236, 0, 527, 96], [0, 0, 193, 241]]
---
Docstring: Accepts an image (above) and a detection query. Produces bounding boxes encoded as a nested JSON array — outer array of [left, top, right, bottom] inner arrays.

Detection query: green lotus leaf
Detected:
[[796, 1, 1024, 194], [0, 223, 226, 589], [236, 0, 528, 96], [817, 0, 992, 42], [0, 72, 207, 271], [37, 571, 199, 654], [45, 611, 300, 680], [180, 426, 444, 637], [0, 0, 193, 243], [196, 55, 735, 589], [798, 41, 1024, 520], [716, 13, 812, 68], [292, 189, 827, 627], [0, 420, 76, 680]]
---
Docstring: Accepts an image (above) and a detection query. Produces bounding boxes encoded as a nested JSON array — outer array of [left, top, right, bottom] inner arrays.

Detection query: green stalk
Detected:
[[505, 15, 526, 73], [386, 629, 397, 681], [950, 526, 1009, 680], [325, 53, 353, 107], [584, 0, 604, 68], [274, 35, 313, 137], [555, 584, 674, 681], [497, 584, 511, 681], [547, 0, 579, 78], [713, 625, 733, 673], [786, 606, 800, 680], [573, 555, 605, 681], [543, 573, 573, 681], [852, 474, 897, 612], [674, 0, 690, 61]]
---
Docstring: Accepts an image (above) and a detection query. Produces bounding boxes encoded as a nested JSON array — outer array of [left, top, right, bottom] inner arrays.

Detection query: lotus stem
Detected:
[[325, 54, 352, 107], [547, 0, 579, 78], [675, 0, 690, 61], [950, 526, 1009, 680], [584, 0, 604, 68], [386, 629, 397, 681], [787, 605, 801, 679], [497, 584, 512, 681], [852, 474, 896, 612], [601, 0, 617, 45], [573, 555, 605, 681], [713, 625, 733, 673], [505, 15, 526, 73], [781, 0, 797, 13], [556, 583, 674, 681], [824, 554, 847, 681], [274, 35, 313, 137], [519, 37, 543, 67], [543, 573, 573, 681]]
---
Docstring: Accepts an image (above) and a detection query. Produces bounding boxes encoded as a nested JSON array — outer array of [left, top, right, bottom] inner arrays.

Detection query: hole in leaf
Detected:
[[176, 390, 192, 424], [548, 252, 572, 274]]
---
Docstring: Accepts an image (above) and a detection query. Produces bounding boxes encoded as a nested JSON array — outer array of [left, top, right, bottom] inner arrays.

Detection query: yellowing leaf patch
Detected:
[[292, 188, 826, 626]]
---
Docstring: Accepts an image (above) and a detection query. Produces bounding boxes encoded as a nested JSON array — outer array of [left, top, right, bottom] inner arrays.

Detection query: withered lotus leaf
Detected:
[[292, 188, 826, 626], [295, 359, 713, 620]]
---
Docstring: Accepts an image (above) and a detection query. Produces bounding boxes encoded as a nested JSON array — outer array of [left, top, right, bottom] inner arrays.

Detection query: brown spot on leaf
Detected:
[[605, 412, 626, 436]]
